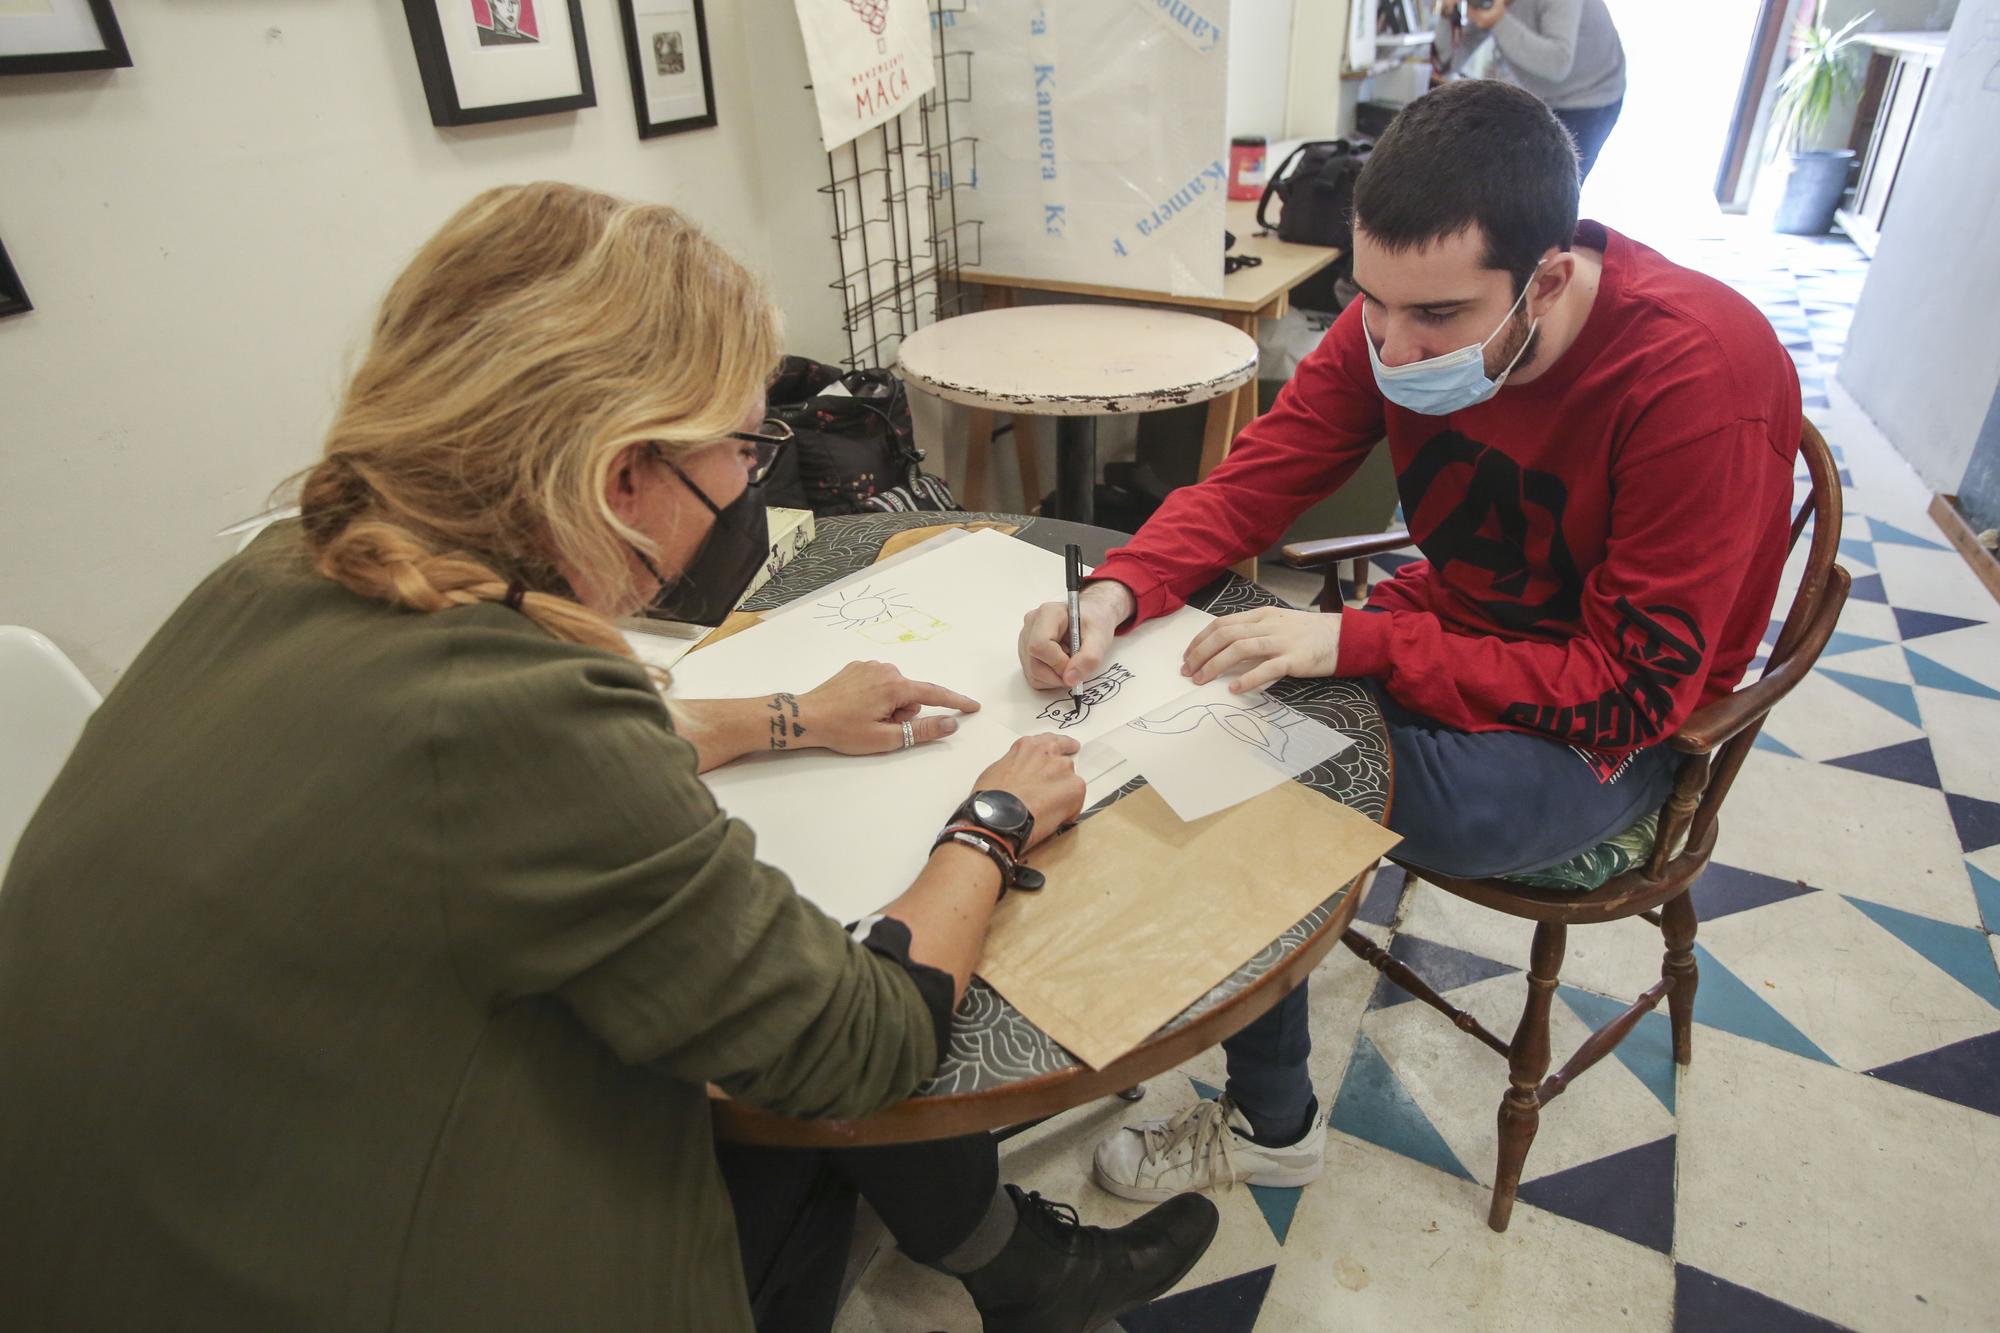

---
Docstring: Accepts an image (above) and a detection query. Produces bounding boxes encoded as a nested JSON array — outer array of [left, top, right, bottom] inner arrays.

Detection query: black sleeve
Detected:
[[850, 914, 956, 1068]]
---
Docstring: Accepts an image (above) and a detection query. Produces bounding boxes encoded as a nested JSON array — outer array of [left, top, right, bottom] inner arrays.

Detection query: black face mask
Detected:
[[637, 463, 770, 627]]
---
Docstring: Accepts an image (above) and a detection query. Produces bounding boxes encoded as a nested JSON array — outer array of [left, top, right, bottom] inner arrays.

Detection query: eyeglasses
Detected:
[[727, 418, 794, 485]]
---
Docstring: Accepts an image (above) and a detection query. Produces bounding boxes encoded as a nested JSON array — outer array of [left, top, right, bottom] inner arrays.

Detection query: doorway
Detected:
[[1582, 0, 1770, 246]]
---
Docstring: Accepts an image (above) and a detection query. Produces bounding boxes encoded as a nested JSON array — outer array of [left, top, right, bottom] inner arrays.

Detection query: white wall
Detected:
[[0, 0, 844, 690], [1836, 0, 2000, 494], [1227, 0, 1298, 138]]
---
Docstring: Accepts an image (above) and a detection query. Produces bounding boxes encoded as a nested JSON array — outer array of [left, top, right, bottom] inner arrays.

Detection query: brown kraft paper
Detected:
[[975, 781, 1401, 1070]]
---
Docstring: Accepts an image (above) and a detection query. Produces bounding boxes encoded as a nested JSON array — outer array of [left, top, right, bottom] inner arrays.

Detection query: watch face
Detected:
[[971, 790, 1031, 835]]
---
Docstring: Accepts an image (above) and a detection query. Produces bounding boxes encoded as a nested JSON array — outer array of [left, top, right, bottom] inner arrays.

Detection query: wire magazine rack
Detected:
[[819, 0, 982, 371]]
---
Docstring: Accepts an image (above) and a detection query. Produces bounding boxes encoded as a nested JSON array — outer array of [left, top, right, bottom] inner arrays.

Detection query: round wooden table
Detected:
[[896, 304, 1258, 524], [712, 512, 1393, 1147]]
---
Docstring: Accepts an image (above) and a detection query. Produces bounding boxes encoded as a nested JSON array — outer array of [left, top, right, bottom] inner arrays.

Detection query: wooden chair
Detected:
[[1279, 420, 1849, 1231]]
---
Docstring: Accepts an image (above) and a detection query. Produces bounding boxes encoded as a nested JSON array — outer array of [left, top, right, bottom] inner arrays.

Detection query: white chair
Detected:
[[0, 627, 101, 878], [217, 504, 301, 554]]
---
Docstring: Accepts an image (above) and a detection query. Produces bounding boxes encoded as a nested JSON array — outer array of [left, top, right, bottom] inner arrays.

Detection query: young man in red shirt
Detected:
[[1017, 79, 1801, 1198]]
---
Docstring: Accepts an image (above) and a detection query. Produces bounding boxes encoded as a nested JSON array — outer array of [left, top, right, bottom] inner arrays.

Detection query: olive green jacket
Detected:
[[0, 527, 940, 1331]]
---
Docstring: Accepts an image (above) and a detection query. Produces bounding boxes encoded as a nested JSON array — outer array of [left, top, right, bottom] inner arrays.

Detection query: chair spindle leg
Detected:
[[1661, 888, 1699, 1066], [1491, 922, 1565, 1232]]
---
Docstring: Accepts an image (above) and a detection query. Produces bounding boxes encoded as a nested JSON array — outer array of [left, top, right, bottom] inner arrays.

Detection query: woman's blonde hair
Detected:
[[296, 181, 782, 655]]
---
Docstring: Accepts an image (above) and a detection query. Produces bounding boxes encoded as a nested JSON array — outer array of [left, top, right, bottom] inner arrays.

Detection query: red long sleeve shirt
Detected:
[[1094, 222, 1802, 757]]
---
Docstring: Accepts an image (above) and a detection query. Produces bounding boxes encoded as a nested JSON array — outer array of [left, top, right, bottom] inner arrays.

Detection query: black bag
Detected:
[[1256, 139, 1371, 251], [766, 355, 960, 517]]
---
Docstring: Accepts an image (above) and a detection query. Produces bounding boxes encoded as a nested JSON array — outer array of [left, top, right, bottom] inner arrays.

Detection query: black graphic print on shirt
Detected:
[[1397, 430, 1585, 634], [1500, 598, 1708, 749]]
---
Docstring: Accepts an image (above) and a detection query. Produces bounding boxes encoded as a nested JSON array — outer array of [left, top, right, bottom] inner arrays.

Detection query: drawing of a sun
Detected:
[[815, 583, 912, 629]]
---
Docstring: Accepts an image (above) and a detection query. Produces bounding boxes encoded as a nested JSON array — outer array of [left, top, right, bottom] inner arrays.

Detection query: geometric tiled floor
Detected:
[[839, 227, 2000, 1331]]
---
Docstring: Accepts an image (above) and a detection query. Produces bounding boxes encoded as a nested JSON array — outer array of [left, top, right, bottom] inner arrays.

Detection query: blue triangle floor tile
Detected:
[[1674, 1265, 1852, 1332], [1905, 648, 2000, 701], [1825, 738, 1942, 789], [1355, 863, 1409, 927], [1516, 1136, 1676, 1254], [1869, 519, 1948, 550], [1119, 1265, 1275, 1333], [1846, 572, 1887, 603], [1868, 1031, 2000, 1118], [1329, 1033, 1475, 1181], [1819, 630, 1894, 656], [1367, 934, 1520, 1010], [1246, 1183, 1304, 1245], [1754, 731, 1800, 758], [1894, 608, 1986, 639], [1948, 793, 2000, 854], [1558, 985, 1678, 1112], [1970, 863, 2000, 934], [1837, 537, 1876, 567], [1845, 896, 2000, 1008], [1691, 943, 1835, 1064], [1837, 468, 1854, 487], [1190, 1077, 1223, 1102], [1818, 669, 1923, 729], [1691, 863, 1818, 922]]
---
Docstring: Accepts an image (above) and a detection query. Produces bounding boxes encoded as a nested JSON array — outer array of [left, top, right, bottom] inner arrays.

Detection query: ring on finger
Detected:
[[901, 720, 915, 750]]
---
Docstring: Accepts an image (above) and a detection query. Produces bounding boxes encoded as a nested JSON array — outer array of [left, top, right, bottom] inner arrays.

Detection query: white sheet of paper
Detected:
[[1075, 739, 1138, 810], [669, 529, 1214, 746], [758, 527, 972, 624], [700, 712, 1020, 923], [1116, 684, 1357, 821], [664, 529, 1224, 923]]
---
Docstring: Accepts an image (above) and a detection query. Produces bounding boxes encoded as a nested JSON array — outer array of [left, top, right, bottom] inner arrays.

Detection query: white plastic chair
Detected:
[[0, 627, 102, 878], [217, 504, 301, 554]]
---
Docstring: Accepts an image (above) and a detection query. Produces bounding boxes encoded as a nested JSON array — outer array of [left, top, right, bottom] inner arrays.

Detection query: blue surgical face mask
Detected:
[[1363, 263, 1544, 416]]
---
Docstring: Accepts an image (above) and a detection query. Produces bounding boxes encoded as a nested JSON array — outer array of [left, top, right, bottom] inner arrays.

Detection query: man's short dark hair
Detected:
[[1353, 80, 1580, 295]]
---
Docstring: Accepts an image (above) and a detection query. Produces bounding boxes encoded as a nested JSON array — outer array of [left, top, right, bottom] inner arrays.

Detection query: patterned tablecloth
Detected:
[[739, 512, 1393, 1096]]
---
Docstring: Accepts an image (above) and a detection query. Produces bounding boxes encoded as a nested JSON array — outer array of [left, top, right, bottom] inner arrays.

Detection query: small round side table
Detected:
[[897, 303, 1258, 523]]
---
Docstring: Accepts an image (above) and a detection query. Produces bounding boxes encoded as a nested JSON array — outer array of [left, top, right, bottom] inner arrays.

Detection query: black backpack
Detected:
[[765, 356, 960, 517], [1256, 139, 1371, 251]]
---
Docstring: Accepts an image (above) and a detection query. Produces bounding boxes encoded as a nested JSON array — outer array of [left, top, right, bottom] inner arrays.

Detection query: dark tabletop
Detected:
[[739, 511, 1393, 1097]]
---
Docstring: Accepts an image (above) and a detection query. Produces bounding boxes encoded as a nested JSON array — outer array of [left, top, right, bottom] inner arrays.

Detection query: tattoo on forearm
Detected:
[[767, 693, 807, 749]]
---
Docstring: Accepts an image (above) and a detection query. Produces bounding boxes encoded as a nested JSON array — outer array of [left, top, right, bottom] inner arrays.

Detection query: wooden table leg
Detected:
[[1228, 312, 1262, 580], [963, 407, 994, 511], [1198, 392, 1235, 480]]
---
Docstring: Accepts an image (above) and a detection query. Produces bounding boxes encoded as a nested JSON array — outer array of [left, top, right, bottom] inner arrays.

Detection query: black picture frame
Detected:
[[0, 238, 31, 319], [0, 0, 131, 77], [401, 0, 596, 127], [618, 0, 718, 140]]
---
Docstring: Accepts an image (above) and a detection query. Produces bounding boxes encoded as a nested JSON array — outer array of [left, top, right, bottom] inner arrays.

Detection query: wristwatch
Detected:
[[933, 790, 1046, 893]]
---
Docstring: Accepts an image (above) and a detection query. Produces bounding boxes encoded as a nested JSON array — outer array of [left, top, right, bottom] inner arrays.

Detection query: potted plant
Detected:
[[1765, 6, 1872, 235]]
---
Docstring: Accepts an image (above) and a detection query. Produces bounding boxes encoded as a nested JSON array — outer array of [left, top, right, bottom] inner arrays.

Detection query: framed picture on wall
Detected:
[[0, 0, 131, 76], [401, 0, 595, 126], [617, 0, 717, 139], [0, 237, 31, 318]]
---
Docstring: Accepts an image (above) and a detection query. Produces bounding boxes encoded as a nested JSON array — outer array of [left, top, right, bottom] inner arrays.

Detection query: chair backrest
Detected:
[[1674, 418, 1847, 857], [0, 627, 102, 877]]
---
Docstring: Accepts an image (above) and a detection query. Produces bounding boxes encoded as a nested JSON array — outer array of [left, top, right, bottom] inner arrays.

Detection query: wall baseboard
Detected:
[[1928, 493, 2000, 610]]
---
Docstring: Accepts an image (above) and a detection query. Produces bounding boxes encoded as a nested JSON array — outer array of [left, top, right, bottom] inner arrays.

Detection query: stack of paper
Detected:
[[671, 528, 1356, 918]]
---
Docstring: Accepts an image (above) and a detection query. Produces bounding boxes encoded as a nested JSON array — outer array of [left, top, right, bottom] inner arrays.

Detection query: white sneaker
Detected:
[[1093, 1095, 1325, 1203]]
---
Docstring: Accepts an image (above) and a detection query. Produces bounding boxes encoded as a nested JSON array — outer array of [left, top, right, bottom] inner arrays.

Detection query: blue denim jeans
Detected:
[[1222, 680, 1681, 1142]]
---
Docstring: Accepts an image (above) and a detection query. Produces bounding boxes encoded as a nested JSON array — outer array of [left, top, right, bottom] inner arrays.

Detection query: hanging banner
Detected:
[[793, 0, 938, 150], [951, 0, 1230, 298]]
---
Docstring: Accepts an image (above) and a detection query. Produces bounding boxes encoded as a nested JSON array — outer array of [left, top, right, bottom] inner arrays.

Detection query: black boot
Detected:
[[955, 1185, 1219, 1333]]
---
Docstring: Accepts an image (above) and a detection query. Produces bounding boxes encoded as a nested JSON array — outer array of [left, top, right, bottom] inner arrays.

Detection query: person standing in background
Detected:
[[1434, 0, 1627, 180]]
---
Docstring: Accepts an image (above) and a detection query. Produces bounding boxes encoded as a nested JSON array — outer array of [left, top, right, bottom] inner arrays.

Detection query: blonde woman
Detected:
[[0, 184, 1215, 1332]]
